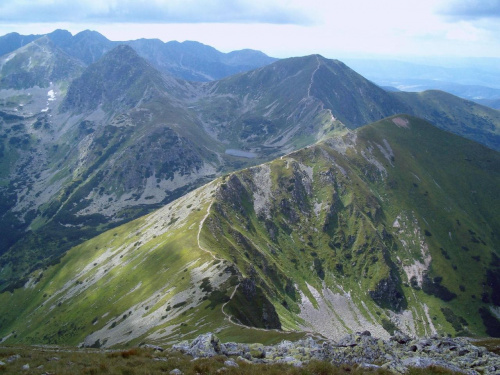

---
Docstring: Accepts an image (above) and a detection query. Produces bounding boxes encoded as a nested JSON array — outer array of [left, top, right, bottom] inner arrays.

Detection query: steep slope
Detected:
[[61, 44, 173, 113], [0, 36, 84, 89], [394, 90, 500, 151], [0, 36, 86, 267], [52, 29, 115, 65], [0, 45, 224, 288], [195, 55, 500, 153], [192, 55, 402, 158], [0, 180, 302, 347], [1, 115, 498, 347], [200, 114, 500, 339]]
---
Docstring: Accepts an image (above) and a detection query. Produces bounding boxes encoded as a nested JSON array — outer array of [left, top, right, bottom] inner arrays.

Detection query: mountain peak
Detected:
[[61, 44, 166, 113], [0, 36, 84, 89], [107, 44, 140, 59], [73, 29, 109, 42]]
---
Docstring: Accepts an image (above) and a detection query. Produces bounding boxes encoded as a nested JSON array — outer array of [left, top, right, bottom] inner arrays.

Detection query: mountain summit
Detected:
[[61, 45, 171, 112]]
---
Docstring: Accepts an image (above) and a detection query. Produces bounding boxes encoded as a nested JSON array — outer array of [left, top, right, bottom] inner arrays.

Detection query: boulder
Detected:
[[224, 360, 238, 367], [173, 332, 222, 357]]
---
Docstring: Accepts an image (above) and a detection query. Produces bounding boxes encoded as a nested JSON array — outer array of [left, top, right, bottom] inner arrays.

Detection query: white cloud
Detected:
[[0, 0, 498, 59], [0, 0, 313, 24], [439, 0, 500, 20]]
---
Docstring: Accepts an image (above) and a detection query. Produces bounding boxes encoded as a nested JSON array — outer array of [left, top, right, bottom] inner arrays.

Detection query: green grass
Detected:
[[1, 114, 499, 348], [0, 345, 464, 375]]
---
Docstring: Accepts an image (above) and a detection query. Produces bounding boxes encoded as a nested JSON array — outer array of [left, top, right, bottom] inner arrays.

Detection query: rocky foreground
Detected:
[[171, 331, 500, 374]]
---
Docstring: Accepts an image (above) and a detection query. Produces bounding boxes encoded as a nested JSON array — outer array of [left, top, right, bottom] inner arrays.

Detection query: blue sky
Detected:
[[0, 0, 499, 59]]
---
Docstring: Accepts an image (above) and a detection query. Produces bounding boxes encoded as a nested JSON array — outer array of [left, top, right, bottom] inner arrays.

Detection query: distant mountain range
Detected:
[[0, 30, 499, 347], [0, 29, 277, 82], [345, 58, 500, 110]]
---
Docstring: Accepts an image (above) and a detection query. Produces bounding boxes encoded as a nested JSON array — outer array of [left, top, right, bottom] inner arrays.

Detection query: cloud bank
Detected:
[[0, 0, 313, 25]]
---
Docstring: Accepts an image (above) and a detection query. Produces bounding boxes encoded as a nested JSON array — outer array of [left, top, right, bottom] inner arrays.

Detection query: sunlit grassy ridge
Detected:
[[0, 115, 499, 347], [200, 114, 500, 338]]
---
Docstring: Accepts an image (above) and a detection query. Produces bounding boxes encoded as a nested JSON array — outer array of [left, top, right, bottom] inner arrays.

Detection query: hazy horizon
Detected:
[[0, 0, 499, 62]]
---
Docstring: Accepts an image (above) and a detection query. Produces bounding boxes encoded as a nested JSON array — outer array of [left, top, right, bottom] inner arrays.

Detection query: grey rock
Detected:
[[224, 360, 238, 367], [0, 361, 5, 366], [360, 363, 381, 370], [143, 344, 165, 352], [337, 334, 358, 347], [7, 354, 21, 363], [236, 356, 252, 364], [22, 364, 29, 370], [277, 340, 294, 353], [391, 331, 411, 344], [406, 357, 480, 374], [418, 338, 432, 347], [173, 332, 222, 357], [222, 342, 244, 356], [173, 332, 500, 374], [169, 369, 182, 375]]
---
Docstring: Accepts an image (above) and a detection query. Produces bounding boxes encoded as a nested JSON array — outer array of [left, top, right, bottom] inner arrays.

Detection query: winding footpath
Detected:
[[196, 187, 314, 336]]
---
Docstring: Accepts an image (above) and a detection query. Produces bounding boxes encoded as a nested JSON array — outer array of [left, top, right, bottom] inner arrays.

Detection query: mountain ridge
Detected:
[[0, 29, 278, 82], [0, 114, 498, 347], [0, 38, 499, 314]]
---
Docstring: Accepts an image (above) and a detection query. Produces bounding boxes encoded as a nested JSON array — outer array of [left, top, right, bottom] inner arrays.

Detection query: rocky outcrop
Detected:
[[369, 271, 407, 312], [172, 332, 500, 374]]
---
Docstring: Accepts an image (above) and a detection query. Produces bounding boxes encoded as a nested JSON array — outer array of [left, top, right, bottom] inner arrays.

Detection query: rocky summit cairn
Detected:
[[171, 331, 500, 374]]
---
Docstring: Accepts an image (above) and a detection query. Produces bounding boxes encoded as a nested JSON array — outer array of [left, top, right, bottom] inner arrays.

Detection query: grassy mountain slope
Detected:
[[394, 90, 500, 151], [1, 115, 498, 347], [192, 54, 401, 158], [2, 46, 500, 295], [200, 114, 500, 339], [196, 55, 500, 155], [0, 180, 303, 347]]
